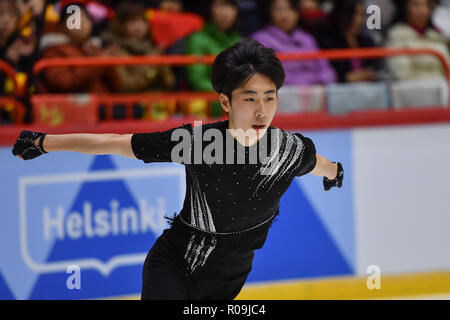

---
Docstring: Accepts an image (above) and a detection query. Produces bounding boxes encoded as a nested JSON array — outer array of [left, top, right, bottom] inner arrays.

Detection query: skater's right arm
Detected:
[[38, 133, 135, 158], [12, 130, 136, 160]]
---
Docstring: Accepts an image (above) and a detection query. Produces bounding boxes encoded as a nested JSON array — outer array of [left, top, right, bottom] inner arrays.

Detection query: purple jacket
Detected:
[[251, 25, 336, 85]]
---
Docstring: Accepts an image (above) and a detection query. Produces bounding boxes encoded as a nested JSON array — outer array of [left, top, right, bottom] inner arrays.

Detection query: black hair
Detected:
[[329, 0, 364, 36], [211, 38, 285, 101], [392, 0, 435, 29]]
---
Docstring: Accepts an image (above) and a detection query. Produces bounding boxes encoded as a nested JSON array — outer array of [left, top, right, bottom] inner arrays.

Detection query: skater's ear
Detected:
[[219, 93, 231, 113]]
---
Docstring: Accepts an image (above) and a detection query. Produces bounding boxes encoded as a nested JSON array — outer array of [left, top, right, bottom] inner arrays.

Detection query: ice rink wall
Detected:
[[1, 121, 450, 299]]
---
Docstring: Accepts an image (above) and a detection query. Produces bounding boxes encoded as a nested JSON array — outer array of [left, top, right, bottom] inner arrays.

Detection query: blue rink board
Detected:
[[0, 128, 353, 299]]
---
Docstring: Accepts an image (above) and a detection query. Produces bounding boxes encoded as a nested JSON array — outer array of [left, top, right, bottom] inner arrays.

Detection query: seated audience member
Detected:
[[236, 0, 263, 36], [101, 2, 175, 92], [17, 0, 46, 34], [185, 0, 241, 92], [57, 1, 115, 36], [185, 0, 241, 117], [37, 4, 119, 93], [317, 0, 381, 83], [159, 0, 184, 11], [362, 0, 397, 45], [0, 0, 35, 95], [251, 0, 336, 85], [149, 0, 204, 51], [0, 0, 26, 123], [386, 0, 450, 80], [297, 0, 329, 37], [147, 0, 204, 91]]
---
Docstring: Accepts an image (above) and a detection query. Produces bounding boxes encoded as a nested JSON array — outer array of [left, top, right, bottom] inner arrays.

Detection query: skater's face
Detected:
[[220, 72, 278, 145]]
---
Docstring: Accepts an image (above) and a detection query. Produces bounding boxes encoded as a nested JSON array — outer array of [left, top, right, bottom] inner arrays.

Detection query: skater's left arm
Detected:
[[309, 154, 338, 180], [310, 154, 344, 191], [293, 132, 344, 190]]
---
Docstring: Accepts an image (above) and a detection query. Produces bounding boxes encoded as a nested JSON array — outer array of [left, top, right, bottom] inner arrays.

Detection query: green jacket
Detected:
[[185, 23, 241, 91]]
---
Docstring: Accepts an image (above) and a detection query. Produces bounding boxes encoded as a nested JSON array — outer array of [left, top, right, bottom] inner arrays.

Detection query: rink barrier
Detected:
[[32, 48, 450, 81], [1, 106, 450, 146], [1, 47, 449, 125], [30, 48, 450, 123]]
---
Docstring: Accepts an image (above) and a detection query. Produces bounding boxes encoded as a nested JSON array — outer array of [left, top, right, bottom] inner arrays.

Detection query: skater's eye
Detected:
[[244, 98, 255, 102], [265, 97, 274, 101]]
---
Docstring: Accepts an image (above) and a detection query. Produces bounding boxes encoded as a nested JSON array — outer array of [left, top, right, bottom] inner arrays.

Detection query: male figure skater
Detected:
[[12, 39, 344, 300]]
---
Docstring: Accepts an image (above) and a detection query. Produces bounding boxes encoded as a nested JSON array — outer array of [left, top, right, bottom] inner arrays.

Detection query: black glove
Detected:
[[323, 162, 344, 191], [12, 130, 48, 160]]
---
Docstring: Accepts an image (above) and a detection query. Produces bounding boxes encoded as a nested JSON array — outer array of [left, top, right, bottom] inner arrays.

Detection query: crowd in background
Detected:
[[0, 0, 449, 121]]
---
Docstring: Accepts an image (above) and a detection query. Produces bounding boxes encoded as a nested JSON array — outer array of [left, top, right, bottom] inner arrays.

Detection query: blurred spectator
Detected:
[[159, 0, 184, 12], [0, 0, 35, 95], [236, 0, 263, 36], [185, 0, 241, 117], [386, 0, 450, 80], [101, 2, 175, 92], [297, 0, 329, 37], [298, 0, 322, 10], [0, 0, 33, 124], [146, 1, 204, 92], [17, 0, 46, 35], [57, 1, 115, 36], [251, 0, 336, 85], [362, 0, 396, 45], [37, 4, 120, 93], [185, 0, 241, 92], [149, 0, 204, 51], [317, 0, 381, 83]]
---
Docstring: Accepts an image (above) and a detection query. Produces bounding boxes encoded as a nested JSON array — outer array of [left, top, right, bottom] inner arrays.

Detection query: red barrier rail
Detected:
[[31, 48, 450, 122], [1, 106, 450, 146], [33, 48, 450, 81], [2, 47, 449, 128]]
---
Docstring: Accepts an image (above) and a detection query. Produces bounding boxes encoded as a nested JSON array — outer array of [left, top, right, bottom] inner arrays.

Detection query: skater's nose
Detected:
[[255, 100, 266, 118]]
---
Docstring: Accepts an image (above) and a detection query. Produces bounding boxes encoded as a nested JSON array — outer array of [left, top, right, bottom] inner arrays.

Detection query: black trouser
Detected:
[[141, 228, 254, 300]]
